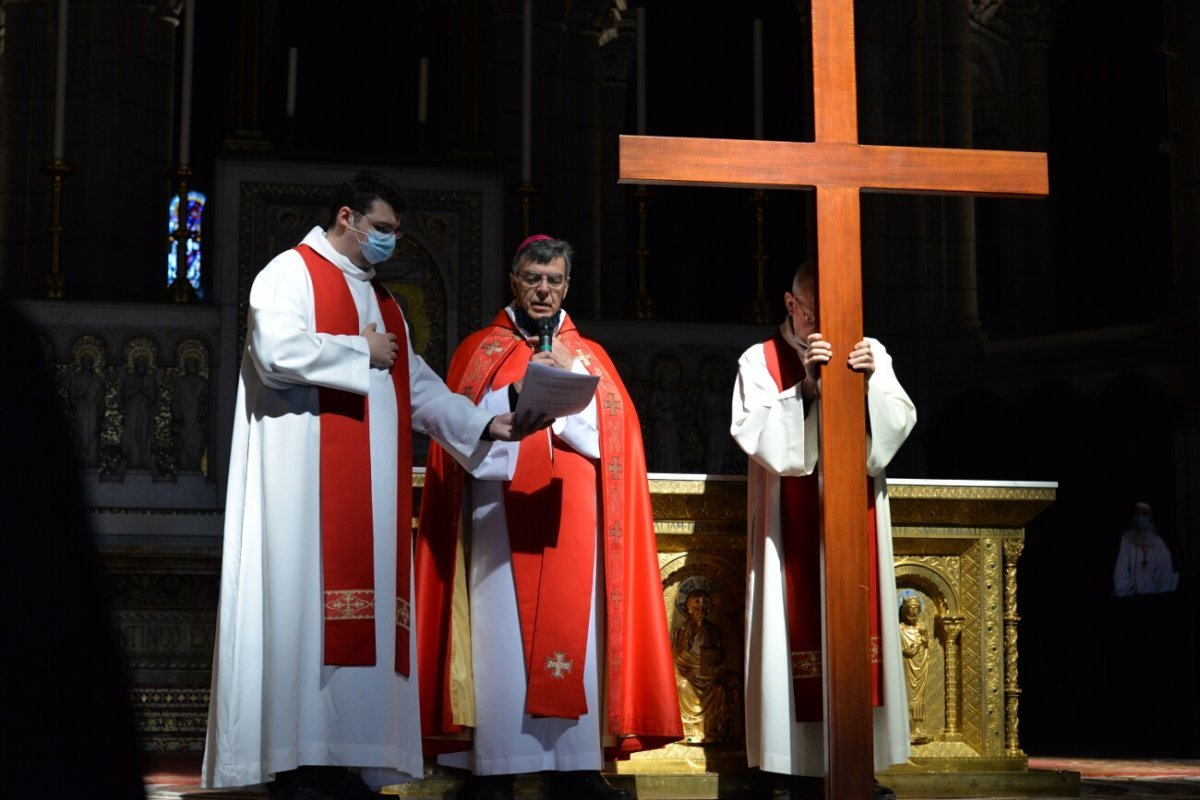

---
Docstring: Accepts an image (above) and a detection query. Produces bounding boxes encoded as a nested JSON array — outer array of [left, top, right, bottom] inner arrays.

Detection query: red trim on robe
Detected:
[[297, 244, 413, 673], [762, 331, 883, 721], [415, 310, 683, 755]]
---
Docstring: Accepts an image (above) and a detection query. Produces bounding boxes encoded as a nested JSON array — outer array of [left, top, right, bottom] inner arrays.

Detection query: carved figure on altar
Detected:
[[120, 353, 159, 476], [649, 358, 683, 472], [172, 355, 209, 472], [673, 583, 741, 743], [899, 591, 932, 744], [69, 351, 104, 468], [698, 363, 732, 475]]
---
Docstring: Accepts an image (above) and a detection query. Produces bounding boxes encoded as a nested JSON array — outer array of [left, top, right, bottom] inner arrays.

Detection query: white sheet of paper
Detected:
[[514, 360, 599, 419]]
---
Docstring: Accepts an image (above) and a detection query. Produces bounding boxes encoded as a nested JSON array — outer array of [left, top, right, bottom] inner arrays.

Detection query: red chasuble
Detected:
[[297, 244, 414, 674], [762, 330, 883, 721], [415, 310, 683, 755]]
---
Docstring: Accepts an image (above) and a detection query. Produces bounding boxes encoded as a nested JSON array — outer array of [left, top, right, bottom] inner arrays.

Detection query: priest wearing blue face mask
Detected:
[[203, 170, 547, 800]]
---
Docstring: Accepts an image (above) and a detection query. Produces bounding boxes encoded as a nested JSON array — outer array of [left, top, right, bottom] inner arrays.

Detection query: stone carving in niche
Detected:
[[170, 341, 210, 474], [69, 336, 107, 469], [649, 356, 684, 473], [697, 357, 733, 475], [119, 339, 162, 477], [662, 553, 744, 745]]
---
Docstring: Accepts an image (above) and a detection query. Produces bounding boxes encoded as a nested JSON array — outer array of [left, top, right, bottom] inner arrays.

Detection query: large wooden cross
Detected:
[[619, 2, 1047, 797]]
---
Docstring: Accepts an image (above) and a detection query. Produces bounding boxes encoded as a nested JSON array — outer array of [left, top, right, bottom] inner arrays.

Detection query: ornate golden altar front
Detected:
[[609, 476, 1076, 799], [104, 474, 1075, 797]]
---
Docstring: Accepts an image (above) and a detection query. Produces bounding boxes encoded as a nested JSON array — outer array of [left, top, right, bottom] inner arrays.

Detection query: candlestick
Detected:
[[52, 0, 68, 160], [418, 56, 428, 124], [637, 7, 646, 135], [286, 47, 298, 118], [41, 160, 74, 298], [753, 18, 764, 140], [521, 0, 532, 183], [180, 0, 196, 164]]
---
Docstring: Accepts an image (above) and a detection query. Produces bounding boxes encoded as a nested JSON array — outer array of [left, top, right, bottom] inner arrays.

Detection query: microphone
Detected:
[[537, 317, 554, 353]]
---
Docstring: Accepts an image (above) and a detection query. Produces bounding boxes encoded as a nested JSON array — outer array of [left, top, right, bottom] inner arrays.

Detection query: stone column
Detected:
[[600, 18, 635, 318], [573, 8, 606, 319], [939, 0, 982, 331], [1010, 0, 1061, 333], [490, 2, 526, 246]]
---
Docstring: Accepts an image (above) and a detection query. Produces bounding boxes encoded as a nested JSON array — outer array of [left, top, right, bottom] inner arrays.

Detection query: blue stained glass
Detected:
[[167, 190, 206, 298]]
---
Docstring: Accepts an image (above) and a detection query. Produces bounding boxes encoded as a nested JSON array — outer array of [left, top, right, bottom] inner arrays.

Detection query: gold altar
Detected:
[[605, 475, 1075, 799]]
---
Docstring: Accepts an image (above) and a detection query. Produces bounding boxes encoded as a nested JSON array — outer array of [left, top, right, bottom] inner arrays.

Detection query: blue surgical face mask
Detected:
[[1134, 515, 1152, 533], [348, 222, 397, 265]]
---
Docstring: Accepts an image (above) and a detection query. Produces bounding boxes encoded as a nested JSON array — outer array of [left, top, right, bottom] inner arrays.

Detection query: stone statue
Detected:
[[172, 356, 209, 472], [649, 361, 683, 472], [672, 587, 740, 743], [899, 593, 932, 744], [698, 365, 731, 475], [120, 355, 159, 476], [69, 353, 104, 468]]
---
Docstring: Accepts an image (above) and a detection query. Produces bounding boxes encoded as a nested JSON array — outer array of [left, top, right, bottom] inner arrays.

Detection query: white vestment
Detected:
[[203, 227, 492, 789], [731, 333, 917, 776], [439, 311, 606, 776], [1113, 527, 1179, 596]]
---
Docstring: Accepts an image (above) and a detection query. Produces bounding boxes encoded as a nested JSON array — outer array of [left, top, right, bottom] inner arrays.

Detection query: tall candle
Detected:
[[52, 0, 68, 160], [753, 18, 763, 140], [636, 7, 646, 135], [418, 56, 429, 124], [179, 0, 196, 164], [521, 0, 532, 183], [286, 47, 298, 118]]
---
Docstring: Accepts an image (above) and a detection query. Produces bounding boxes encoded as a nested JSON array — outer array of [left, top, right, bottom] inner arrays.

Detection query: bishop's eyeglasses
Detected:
[[516, 271, 567, 289]]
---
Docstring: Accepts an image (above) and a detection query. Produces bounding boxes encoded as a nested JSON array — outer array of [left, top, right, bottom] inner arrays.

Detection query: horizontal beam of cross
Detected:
[[620, 135, 1049, 198]]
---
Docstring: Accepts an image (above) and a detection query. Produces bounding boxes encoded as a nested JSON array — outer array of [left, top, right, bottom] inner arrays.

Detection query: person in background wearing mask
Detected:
[[203, 171, 544, 800], [1113, 501, 1179, 597]]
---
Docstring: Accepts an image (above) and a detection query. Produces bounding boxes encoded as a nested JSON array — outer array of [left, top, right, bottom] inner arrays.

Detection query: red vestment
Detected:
[[415, 310, 682, 756]]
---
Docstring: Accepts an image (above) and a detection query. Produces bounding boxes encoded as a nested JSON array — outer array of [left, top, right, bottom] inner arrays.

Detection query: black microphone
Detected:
[[537, 317, 554, 353]]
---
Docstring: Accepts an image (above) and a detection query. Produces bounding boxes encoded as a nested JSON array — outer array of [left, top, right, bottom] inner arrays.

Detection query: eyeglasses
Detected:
[[787, 294, 816, 323], [516, 271, 567, 289], [353, 211, 404, 238]]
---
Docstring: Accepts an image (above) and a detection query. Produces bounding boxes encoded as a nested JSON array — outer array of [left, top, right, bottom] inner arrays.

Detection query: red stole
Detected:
[[298, 244, 414, 674], [762, 331, 882, 721], [493, 348, 597, 719]]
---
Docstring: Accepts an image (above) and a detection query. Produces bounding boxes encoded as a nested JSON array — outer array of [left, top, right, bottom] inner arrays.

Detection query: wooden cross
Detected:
[[619, 2, 1048, 798]]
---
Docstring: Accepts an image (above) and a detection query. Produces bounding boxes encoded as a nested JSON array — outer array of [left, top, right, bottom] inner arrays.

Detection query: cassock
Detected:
[[731, 328, 917, 776], [203, 227, 492, 789], [416, 307, 682, 774]]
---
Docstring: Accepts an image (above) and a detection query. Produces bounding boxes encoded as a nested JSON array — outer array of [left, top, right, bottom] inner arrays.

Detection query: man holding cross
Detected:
[[415, 235, 681, 800], [731, 261, 916, 800]]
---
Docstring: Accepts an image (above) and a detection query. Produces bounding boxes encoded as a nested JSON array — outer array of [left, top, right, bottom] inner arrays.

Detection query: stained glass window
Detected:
[[167, 190, 206, 297]]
